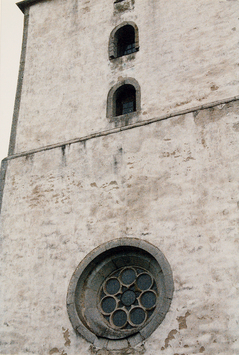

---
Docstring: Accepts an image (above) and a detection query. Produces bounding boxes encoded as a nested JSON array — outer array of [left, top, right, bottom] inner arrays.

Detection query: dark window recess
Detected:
[[122, 101, 134, 115], [115, 84, 136, 116], [116, 25, 136, 57]]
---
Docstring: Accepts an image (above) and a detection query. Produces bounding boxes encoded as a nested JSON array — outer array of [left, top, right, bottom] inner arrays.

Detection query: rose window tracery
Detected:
[[67, 238, 174, 350], [99, 267, 157, 329]]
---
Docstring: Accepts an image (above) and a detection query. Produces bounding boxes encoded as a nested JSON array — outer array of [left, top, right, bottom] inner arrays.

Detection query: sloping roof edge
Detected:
[[17, 0, 48, 13]]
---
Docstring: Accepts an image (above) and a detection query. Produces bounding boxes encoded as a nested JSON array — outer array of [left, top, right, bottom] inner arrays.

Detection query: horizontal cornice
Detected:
[[3, 94, 239, 162], [17, 0, 49, 13]]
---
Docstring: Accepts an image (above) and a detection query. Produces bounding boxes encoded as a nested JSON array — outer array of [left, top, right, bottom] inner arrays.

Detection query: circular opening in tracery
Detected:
[[105, 278, 120, 295], [120, 268, 136, 285], [140, 291, 157, 310], [129, 307, 146, 326], [121, 290, 136, 306], [136, 273, 153, 290], [112, 309, 127, 328], [101, 296, 117, 314]]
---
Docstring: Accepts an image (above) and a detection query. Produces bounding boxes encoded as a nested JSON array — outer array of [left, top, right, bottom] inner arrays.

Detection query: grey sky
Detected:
[[0, 0, 23, 163]]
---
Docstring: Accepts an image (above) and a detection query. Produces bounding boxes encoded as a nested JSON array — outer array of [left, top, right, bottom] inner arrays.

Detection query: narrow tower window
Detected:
[[115, 84, 136, 116], [109, 22, 139, 60], [107, 78, 140, 120], [116, 25, 136, 57]]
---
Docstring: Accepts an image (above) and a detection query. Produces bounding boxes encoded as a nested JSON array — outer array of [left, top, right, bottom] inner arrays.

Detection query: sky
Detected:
[[0, 0, 23, 163]]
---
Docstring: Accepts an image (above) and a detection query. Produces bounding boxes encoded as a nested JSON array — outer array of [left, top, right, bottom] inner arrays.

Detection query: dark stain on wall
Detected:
[[161, 329, 178, 350], [177, 311, 191, 330], [62, 327, 71, 347]]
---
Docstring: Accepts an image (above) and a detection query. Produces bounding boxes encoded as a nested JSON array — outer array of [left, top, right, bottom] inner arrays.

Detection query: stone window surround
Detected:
[[109, 21, 139, 60], [66, 238, 174, 351], [106, 78, 141, 121]]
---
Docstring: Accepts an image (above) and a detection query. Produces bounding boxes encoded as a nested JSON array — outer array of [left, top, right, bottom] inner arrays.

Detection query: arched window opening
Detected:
[[106, 78, 140, 120], [116, 25, 136, 57], [114, 84, 136, 116], [109, 22, 139, 60]]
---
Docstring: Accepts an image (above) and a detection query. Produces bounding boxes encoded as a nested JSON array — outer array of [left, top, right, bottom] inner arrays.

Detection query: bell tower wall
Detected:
[[10, 0, 239, 153]]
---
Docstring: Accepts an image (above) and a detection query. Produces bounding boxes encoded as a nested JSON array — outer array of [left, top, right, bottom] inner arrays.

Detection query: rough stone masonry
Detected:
[[0, 0, 239, 354]]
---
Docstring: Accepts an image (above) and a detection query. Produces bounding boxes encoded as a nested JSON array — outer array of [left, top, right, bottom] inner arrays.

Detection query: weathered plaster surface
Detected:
[[1, 101, 239, 354], [13, 0, 239, 152]]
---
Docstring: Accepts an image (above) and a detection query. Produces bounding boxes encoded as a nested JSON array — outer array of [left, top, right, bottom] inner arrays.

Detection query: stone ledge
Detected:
[[4, 95, 239, 162], [17, 0, 49, 13]]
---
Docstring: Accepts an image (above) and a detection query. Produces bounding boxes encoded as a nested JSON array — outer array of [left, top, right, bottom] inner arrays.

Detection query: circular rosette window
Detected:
[[100, 267, 157, 329], [67, 238, 173, 350]]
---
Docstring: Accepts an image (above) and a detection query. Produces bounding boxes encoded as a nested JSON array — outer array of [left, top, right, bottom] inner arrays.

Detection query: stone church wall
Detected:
[[1, 99, 239, 354], [1, 0, 239, 353], [12, 0, 239, 153]]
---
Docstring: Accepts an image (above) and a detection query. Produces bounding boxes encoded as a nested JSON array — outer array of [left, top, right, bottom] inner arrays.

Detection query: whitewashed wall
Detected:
[[1, 100, 239, 354], [13, 0, 239, 152]]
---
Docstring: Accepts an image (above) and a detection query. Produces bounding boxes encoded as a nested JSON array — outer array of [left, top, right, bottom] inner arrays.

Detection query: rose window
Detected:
[[99, 267, 157, 329], [67, 238, 174, 350]]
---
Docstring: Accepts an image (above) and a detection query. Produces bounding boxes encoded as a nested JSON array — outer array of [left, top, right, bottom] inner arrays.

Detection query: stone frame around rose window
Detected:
[[66, 238, 174, 350]]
